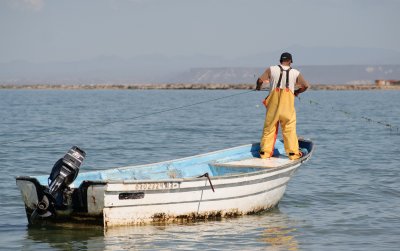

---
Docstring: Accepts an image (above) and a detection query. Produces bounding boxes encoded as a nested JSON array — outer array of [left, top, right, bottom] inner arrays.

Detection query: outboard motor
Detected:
[[31, 146, 86, 222]]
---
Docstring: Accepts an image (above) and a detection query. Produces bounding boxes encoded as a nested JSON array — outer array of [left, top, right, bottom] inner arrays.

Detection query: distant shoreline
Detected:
[[0, 83, 399, 90]]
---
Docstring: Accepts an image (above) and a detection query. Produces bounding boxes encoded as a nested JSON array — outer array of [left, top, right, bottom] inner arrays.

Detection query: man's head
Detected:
[[280, 52, 293, 64]]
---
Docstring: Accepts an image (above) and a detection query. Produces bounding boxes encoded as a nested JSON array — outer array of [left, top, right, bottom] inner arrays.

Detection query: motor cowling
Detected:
[[31, 146, 86, 222]]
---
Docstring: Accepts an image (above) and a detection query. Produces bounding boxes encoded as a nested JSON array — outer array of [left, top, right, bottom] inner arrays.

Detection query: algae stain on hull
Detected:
[[150, 206, 276, 224], [103, 206, 277, 227]]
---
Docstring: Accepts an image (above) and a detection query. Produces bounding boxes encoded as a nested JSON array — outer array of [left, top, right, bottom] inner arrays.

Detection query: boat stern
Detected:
[[16, 177, 43, 222]]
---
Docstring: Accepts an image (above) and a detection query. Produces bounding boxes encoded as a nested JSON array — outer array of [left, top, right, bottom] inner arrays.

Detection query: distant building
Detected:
[[375, 80, 400, 86]]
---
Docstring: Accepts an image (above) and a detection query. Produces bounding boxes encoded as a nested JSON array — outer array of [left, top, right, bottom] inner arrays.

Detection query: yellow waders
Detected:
[[260, 88, 301, 160]]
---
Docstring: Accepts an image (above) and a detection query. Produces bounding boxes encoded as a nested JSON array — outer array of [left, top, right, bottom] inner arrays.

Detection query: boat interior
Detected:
[[31, 140, 313, 187]]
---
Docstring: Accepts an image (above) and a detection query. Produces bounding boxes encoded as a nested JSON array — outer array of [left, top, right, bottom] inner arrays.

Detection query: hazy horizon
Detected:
[[1, 0, 399, 84]]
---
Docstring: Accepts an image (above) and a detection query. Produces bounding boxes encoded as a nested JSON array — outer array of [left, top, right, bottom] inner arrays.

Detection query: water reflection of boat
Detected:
[[103, 208, 299, 250], [24, 208, 299, 250], [26, 226, 104, 250], [16, 139, 313, 228], [261, 226, 298, 251]]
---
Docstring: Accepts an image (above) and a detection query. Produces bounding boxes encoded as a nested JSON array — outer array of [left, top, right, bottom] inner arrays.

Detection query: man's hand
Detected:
[[256, 78, 263, 91], [294, 86, 308, 97]]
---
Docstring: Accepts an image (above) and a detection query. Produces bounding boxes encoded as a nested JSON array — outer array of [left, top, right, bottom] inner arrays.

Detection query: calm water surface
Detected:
[[0, 90, 399, 250]]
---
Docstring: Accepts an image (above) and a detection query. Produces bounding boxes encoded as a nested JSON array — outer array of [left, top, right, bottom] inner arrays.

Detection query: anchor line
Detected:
[[298, 97, 400, 133], [197, 172, 215, 192], [196, 172, 215, 214], [0, 90, 255, 146]]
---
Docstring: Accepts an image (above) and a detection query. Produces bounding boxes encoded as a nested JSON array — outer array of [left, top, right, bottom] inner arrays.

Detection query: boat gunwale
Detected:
[[104, 139, 314, 184], [106, 159, 301, 185]]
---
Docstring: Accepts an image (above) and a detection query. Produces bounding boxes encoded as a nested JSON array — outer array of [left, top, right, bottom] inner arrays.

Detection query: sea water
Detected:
[[0, 89, 399, 250]]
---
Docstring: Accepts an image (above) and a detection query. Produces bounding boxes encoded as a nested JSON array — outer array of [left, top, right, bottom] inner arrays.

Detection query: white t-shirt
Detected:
[[269, 65, 300, 92]]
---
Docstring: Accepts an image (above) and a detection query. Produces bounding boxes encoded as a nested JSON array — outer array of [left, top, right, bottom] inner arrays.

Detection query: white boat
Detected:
[[16, 139, 314, 228]]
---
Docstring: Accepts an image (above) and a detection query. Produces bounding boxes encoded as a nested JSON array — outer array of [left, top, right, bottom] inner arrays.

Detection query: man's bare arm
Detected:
[[256, 68, 271, 90], [294, 74, 309, 96]]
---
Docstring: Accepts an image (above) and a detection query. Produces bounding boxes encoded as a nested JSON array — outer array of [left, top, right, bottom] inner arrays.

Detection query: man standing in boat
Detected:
[[255, 52, 309, 160]]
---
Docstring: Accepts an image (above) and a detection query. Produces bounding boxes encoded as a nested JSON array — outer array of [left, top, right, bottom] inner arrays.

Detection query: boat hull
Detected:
[[102, 163, 299, 227], [16, 140, 313, 227]]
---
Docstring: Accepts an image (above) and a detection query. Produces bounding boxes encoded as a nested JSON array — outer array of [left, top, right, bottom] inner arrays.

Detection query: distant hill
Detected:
[[170, 65, 400, 85], [1, 64, 400, 85], [1, 46, 400, 85]]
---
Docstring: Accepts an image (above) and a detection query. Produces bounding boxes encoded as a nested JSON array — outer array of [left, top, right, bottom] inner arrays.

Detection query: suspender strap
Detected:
[[277, 65, 284, 88], [277, 65, 291, 89]]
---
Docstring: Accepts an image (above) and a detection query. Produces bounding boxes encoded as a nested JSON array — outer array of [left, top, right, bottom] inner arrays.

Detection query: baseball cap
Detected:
[[280, 52, 293, 63]]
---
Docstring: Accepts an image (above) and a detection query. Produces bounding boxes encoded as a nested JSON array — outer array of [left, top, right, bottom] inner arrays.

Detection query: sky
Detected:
[[0, 0, 399, 65]]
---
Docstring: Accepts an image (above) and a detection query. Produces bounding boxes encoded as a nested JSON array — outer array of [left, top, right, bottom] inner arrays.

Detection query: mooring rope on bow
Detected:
[[0, 90, 255, 146]]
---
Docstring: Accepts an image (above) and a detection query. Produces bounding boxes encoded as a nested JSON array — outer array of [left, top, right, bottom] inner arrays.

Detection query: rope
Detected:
[[0, 90, 255, 146], [7, 86, 396, 145], [298, 96, 400, 133]]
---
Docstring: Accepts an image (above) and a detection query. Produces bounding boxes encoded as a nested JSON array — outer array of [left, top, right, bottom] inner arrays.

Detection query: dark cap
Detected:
[[280, 52, 293, 63]]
